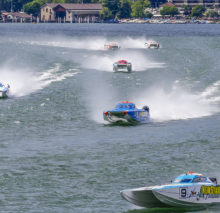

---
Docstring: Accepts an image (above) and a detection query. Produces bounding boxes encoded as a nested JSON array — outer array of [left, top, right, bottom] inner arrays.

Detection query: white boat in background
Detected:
[[104, 42, 120, 50], [0, 82, 10, 98], [120, 172, 220, 209], [145, 41, 160, 49]]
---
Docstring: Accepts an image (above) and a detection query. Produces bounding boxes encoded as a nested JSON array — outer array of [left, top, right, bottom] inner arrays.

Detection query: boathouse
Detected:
[[40, 3, 102, 23]]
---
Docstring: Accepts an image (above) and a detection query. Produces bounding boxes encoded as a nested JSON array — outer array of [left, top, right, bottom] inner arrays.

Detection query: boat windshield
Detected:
[[174, 178, 192, 183], [116, 104, 123, 108], [116, 104, 135, 109], [192, 177, 207, 183]]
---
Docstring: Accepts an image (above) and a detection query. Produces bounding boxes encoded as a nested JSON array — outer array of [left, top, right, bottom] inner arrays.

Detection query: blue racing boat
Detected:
[[103, 101, 150, 124], [0, 82, 10, 98]]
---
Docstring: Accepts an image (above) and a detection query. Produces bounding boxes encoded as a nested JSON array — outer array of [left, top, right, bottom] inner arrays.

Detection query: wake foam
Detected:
[[25, 36, 158, 51], [135, 81, 220, 122], [0, 63, 77, 97], [27, 37, 108, 51], [81, 51, 164, 72]]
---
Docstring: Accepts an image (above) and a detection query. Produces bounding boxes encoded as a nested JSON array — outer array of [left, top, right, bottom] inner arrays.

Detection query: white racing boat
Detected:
[[0, 82, 10, 98], [104, 42, 120, 50], [120, 172, 220, 209], [145, 41, 160, 49], [113, 60, 132, 72]]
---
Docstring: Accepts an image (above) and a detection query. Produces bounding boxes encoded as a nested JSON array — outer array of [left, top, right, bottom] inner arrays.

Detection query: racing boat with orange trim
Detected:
[[120, 172, 220, 209], [103, 101, 149, 124], [104, 42, 120, 50]]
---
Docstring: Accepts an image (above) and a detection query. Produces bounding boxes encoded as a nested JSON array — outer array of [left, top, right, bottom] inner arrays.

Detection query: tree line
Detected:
[[0, 0, 219, 19], [160, 5, 219, 18], [0, 0, 163, 18]]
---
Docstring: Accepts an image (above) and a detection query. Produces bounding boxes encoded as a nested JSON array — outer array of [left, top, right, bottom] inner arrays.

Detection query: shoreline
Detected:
[[0, 18, 220, 24]]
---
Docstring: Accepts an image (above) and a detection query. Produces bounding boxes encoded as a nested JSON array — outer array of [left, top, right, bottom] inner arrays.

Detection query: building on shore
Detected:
[[1, 11, 32, 22], [40, 3, 102, 23], [168, 0, 220, 8]]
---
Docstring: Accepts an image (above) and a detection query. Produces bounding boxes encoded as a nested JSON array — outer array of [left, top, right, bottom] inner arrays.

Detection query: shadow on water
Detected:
[[123, 207, 206, 213]]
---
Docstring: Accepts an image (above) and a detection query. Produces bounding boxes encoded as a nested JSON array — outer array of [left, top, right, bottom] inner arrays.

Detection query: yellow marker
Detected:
[[202, 186, 220, 195]]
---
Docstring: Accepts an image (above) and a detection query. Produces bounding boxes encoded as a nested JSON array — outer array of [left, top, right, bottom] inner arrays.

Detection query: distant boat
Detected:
[[145, 41, 160, 49], [104, 19, 119, 24], [103, 101, 150, 124], [0, 82, 10, 98], [104, 42, 120, 50]]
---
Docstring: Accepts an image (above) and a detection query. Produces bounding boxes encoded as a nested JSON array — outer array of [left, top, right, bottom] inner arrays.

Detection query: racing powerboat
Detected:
[[0, 82, 10, 98], [113, 60, 132, 72], [103, 101, 149, 124], [120, 172, 220, 209], [104, 42, 120, 50], [145, 41, 160, 49]]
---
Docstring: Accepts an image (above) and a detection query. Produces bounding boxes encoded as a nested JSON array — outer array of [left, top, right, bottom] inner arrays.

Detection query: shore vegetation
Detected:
[[160, 5, 178, 17]]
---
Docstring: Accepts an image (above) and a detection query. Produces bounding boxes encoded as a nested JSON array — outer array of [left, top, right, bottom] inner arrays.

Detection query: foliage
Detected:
[[160, 5, 178, 17], [23, 0, 46, 16], [149, 0, 166, 8], [131, 0, 150, 18], [145, 10, 152, 18], [206, 10, 219, 18], [102, 0, 120, 16], [182, 5, 191, 16], [117, 0, 132, 18], [99, 6, 113, 20], [52, 0, 65, 3], [191, 5, 206, 17]]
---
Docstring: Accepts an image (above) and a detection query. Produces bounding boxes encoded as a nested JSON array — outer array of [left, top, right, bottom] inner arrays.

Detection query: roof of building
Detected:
[[160, 2, 176, 7], [41, 3, 102, 10], [40, 3, 59, 9], [10, 12, 32, 18]]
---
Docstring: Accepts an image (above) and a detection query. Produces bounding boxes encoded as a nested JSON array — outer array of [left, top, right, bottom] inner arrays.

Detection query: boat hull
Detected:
[[120, 187, 168, 208], [121, 184, 220, 209], [103, 110, 149, 124], [0, 90, 9, 98], [113, 63, 132, 73], [153, 184, 220, 208]]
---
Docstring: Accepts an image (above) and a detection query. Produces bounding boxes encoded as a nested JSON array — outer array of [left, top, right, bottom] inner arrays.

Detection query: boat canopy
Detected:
[[115, 102, 136, 109], [173, 172, 212, 184], [118, 60, 128, 64]]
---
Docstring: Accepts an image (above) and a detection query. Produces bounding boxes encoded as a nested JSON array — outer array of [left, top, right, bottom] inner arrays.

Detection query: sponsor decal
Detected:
[[140, 112, 146, 117], [202, 186, 220, 195], [179, 186, 220, 200]]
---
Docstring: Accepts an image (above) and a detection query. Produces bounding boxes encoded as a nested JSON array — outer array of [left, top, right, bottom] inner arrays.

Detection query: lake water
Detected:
[[0, 23, 220, 213]]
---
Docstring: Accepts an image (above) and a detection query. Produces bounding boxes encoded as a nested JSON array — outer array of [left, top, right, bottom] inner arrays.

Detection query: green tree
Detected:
[[191, 5, 205, 17], [117, 0, 132, 18], [23, 0, 41, 16], [206, 10, 219, 18], [99, 6, 113, 20], [182, 5, 191, 16], [160, 5, 178, 16], [52, 0, 65, 2], [131, 0, 150, 18], [102, 0, 120, 16], [145, 10, 153, 18]]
